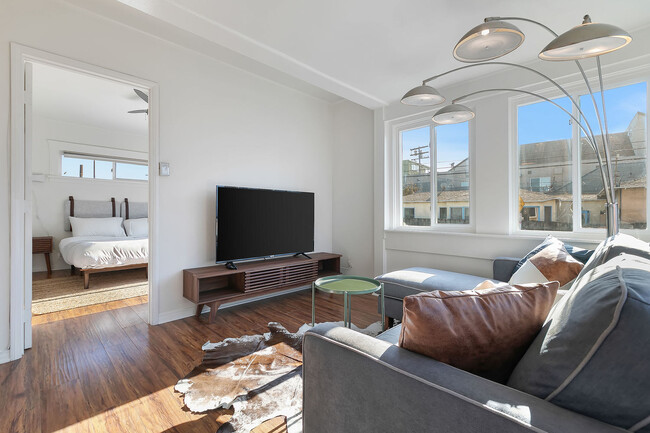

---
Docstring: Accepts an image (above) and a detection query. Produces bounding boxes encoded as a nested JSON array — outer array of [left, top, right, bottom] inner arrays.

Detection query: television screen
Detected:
[[216, 186, 314, 263]]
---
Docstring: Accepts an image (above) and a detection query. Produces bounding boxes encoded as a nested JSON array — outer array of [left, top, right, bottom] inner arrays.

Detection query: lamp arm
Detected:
[[422, 62, 599, 147], [453, 88, 613, 204], [488, 16, 614, 203], [485, 17, 558, 37], [597, 57, 617, 198]]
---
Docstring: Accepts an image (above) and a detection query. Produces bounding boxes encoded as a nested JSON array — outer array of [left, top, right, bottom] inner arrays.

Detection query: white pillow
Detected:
[[123, 218, 148, 237], [69, 216, 126, 237]]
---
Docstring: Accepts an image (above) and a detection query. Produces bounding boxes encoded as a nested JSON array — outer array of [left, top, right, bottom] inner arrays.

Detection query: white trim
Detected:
[[386, 113, 475, 233], [158, 286, 311, 324], [8, 43, 161, 361]]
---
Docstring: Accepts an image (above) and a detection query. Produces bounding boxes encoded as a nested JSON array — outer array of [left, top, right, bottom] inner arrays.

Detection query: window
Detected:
[[400, 121, 470, 228], [516, 81, 647, 232], [62, 153, 148, 181]]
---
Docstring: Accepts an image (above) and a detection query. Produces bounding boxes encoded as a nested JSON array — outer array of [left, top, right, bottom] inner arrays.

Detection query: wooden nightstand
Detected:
[[32, 236, 53, 278]]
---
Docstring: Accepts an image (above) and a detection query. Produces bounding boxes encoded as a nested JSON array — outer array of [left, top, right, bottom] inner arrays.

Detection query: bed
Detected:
[[61, 196, 149, 289]]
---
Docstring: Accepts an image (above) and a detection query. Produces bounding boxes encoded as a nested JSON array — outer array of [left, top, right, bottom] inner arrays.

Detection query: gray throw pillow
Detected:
[[507, 254, 650, 431], [576, 232, 650, 280]]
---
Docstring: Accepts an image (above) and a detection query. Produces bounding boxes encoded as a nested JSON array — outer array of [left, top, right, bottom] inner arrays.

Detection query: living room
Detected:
[[1, 0, 649, 432]]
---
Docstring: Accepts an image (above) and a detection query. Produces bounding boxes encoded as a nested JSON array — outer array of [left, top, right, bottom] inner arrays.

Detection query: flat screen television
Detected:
[[216, 186, 314, 267]]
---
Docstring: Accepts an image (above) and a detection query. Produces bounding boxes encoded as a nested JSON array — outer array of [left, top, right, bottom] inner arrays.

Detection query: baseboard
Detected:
[[0, 349, 11, 365], [157, 285, 311, 324]]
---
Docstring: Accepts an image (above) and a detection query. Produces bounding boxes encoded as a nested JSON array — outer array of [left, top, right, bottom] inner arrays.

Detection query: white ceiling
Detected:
[[32, 62, 148, 135], [85, 0, 650, 108]]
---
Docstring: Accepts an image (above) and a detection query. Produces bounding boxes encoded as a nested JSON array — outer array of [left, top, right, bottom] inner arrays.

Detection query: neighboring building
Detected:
[[518, 112, 646, 230]]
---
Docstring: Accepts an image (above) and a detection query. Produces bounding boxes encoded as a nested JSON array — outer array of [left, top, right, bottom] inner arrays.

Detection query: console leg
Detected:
[[45, 253, 52, 278], [208, 301, 220, 324], [195, 304, 203, 318]]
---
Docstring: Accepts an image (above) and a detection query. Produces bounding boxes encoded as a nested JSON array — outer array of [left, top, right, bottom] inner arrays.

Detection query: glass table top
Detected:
[[313, 275, 382, 295]]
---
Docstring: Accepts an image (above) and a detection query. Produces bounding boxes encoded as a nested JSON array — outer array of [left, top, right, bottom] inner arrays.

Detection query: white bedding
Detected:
[[59, 236, 148, 269]]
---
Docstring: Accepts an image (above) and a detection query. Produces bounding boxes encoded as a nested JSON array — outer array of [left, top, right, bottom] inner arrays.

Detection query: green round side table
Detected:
[[312, 275, 385, 331]]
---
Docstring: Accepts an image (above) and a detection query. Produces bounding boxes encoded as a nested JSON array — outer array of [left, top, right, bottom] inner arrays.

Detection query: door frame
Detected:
[[9, 43, 161, 361]]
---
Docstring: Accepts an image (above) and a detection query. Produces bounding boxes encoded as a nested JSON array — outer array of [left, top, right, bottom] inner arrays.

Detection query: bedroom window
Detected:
[[516, 81, 647, 233], [62, 153, 148, 181], [399, 120, 470, 228]]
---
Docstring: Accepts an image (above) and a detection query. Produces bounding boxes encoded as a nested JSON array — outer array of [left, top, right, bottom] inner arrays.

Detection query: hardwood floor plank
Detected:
[[40, 378, 94, 433]]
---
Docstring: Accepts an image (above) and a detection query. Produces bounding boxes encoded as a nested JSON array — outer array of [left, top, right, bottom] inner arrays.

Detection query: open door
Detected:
[[24, 61, 33, 350]]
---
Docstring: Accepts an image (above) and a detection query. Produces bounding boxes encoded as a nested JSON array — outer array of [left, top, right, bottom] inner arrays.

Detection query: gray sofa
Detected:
[[303, 234, 650, 432], [377, 257, 520, 326]]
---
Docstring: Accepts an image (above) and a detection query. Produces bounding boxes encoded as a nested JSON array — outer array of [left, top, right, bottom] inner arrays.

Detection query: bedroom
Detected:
[[30, 62, 150, 319]]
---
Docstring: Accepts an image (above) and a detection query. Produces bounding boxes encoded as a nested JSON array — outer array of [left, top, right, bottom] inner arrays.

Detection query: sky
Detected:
[[518, 81, 647, 145], [402, 122, 468, 172], [400, 82, 646, 171]]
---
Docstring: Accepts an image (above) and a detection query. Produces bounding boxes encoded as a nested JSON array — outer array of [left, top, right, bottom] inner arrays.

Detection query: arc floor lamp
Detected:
[[401, 15, 632, 237]]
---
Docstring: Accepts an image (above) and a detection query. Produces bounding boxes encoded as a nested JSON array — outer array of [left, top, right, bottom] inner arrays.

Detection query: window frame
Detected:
[[510, 73, 650, 239], [388, 114, 475, 232], [62, 152, 148, 182]]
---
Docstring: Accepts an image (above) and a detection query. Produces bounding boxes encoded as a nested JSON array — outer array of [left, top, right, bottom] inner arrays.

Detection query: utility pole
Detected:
[[410, 145, 429, 174]]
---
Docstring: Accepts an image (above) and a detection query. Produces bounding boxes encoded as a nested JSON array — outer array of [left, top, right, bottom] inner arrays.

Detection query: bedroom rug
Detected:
[[175, 321, 382, 433], [32, 269, 148, 315]]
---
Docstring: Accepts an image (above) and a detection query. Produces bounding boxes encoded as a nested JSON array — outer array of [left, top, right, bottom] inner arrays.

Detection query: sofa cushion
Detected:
[[508, 254, 650, 431], [508, 242, 583, 287], [399, 280, 559, 383], [576, 232, 650, 281], [376, 267, 497, 300], [376, 324, 401, 344]]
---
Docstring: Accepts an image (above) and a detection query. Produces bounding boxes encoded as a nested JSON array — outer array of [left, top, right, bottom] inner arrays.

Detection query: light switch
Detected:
[[159, 162, 170, 176]]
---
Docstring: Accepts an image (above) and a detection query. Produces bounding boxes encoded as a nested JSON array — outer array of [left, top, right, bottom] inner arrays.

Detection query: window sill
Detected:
[[33, 175, 148, 185]]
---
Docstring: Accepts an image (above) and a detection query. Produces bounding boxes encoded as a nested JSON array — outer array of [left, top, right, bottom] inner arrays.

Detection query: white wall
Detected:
[[31, 115, 148, 272], [0, 0, 338, 358], [332, 100, 375, 277], [375, 24, 650, 277]]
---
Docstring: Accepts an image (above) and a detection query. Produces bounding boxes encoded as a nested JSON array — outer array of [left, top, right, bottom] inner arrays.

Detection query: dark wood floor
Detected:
[[0, 288, 380, 433]]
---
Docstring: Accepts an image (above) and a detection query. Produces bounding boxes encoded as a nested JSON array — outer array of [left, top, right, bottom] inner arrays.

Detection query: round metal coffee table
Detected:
[[312, 275, 385, 331]]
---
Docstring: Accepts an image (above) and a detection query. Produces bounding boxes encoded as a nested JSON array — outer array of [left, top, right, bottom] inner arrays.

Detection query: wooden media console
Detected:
[[183, 252, 341, 323]]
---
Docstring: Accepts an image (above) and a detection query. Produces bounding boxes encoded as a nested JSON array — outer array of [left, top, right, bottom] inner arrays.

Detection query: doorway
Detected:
[[9, 44, 160, 361]]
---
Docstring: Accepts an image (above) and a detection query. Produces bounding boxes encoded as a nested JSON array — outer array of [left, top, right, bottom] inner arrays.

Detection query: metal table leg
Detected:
[[343, 292, 348, 327], [380, 282, 385, 331], [347, 293, 352, 328], [311, 282, 316, 327]]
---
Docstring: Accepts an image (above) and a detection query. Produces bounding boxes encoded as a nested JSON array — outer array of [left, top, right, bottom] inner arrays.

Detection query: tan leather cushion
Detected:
[[509, 242, 583, 287], [398, 280, 559, 383]]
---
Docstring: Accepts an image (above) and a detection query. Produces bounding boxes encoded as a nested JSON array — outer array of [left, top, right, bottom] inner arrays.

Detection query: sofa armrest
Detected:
[[303, 324, 623, 433], [493, 257, 521, 282]]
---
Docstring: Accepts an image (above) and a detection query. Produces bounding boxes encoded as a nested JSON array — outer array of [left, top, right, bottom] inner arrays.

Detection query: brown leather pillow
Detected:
[[398, 280, 559, 383]]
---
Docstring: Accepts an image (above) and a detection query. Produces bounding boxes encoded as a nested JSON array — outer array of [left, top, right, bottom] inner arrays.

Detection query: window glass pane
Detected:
[[518, 97, 574, 231], [436, 122, 469, 224], [401, 126, 431, 226], [580, 82, 646, 229], [61, 155, 94, 178], [94, 160, 113, 180], [115, 162, 148, 181]]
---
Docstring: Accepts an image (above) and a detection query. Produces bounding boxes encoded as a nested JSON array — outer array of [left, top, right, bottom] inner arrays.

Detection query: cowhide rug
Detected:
[[175, 321, 382, 433]]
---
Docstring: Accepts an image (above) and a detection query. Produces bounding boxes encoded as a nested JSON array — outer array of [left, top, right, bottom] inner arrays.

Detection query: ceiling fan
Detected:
[[128, 88, 148, 115]]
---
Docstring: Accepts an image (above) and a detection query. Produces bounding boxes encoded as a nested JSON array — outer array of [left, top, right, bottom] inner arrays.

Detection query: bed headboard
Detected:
[[64, 196, 117, 231], [120, 198, 148, 220]]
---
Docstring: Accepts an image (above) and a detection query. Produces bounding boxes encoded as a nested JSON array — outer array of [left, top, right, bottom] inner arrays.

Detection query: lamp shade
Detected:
[[539, 20, 631, 61], [401, 85, 445, 106], [432, 104, 475, 124], [454, 20, 525, 62]]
